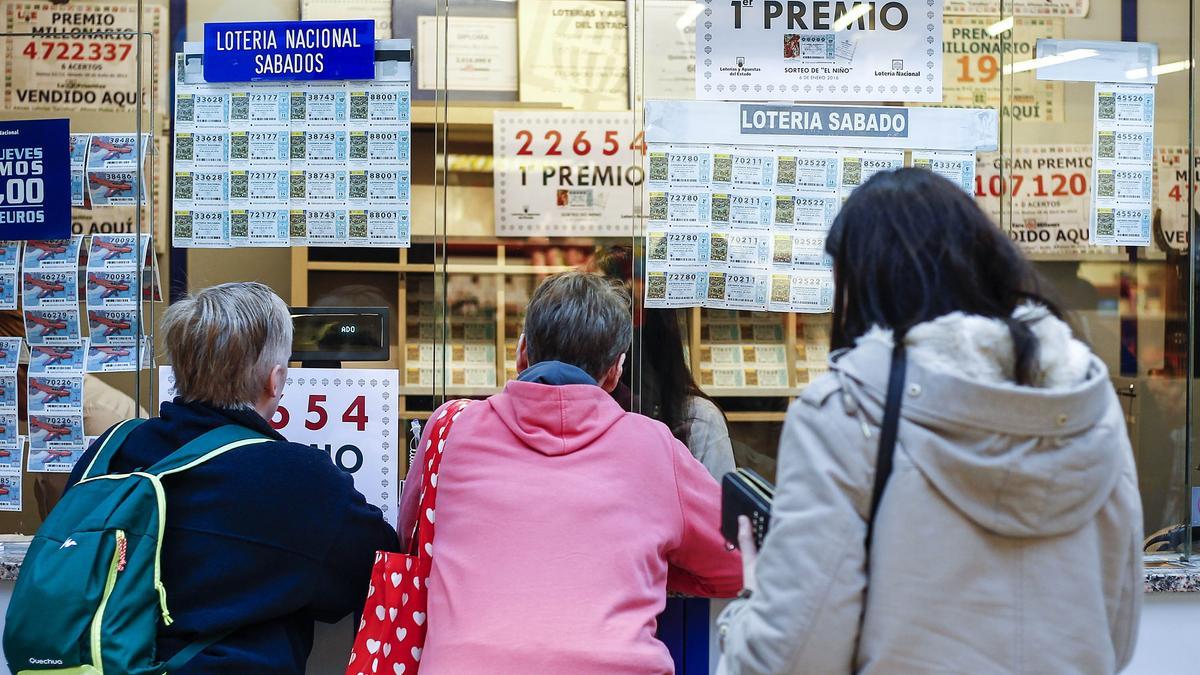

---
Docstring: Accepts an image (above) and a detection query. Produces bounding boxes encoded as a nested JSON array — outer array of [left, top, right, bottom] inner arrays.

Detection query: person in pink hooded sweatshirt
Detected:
[[398, 270, 742, 673]]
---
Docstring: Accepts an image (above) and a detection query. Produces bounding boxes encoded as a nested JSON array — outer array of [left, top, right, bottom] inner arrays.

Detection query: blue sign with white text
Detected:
[[0, 119, 69, 240], [204, 20, 376, 83]]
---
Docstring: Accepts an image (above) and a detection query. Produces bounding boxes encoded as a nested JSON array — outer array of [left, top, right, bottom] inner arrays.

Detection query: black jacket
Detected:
[[66, 399, 399, 674]]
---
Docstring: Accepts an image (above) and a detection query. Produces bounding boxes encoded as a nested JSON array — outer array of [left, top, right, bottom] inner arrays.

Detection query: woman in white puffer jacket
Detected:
[[718, 168, 1143, 675]]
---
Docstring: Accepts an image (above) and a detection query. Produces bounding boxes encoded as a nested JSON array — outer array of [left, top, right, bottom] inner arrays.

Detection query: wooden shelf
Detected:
[[308, 261, 576, 275], [410, 101, 575, 129]]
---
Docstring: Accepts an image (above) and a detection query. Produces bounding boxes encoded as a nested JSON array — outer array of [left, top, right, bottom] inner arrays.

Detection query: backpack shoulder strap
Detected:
[[146, 425, 271, 477], [79, 418, 147, 480]]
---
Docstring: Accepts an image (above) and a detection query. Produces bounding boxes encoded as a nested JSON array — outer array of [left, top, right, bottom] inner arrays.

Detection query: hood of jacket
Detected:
[[487, 379, 626, 456], [834, 305, 1126, 538]]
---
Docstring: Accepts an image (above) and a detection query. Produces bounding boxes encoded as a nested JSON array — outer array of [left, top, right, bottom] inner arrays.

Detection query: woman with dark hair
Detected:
[[717, 169, 1142, 674], [589, 245, 735, 480]]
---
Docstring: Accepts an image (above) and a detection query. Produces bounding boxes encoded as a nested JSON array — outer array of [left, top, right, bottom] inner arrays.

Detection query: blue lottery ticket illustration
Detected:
[[87, 135, 145, 170], [0, 417, 20, 460], [0, 241, 21, 268], [89, 171, 142, 206], [87, 271, 138, 307], [0, 374, 16, 411], [29, 344, 87, 373], [0, 338, 20, 372], [0, 473, 20, 510], [25, 310, 82, 345], [0, 275, 14, 311], [28, 416, 85, 469], [88, 236, 142, 268], [28, 376, 84, 413], [87, 344, 139, 372], [23, 239, 81, 270], [88, 309, 137, 345], [23, 271, 78, 306]]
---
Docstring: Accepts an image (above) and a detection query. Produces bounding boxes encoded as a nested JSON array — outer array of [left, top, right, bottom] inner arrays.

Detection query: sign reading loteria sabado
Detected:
[[697, 0, 943, 102]]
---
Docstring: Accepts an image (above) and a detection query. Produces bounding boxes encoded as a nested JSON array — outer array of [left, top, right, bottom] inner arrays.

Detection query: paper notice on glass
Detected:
[[635, 0, 697, 102], [768, 270, 834, 313], [417, 16, 517, 92], [0, 2, 168, 113], [698, 0, 941, 102], [775, 148, 840, 194], [840, 149, 904, 194], [645, 266, 708, 308], [975, 145, 1116, 258], [1092, 83, 1154, 246], [937, 17, 1063, 123], [912, 150, 976, 193], [943, 0, 1087, 16], [302, 0, 392, 38], [1156, 146, 1197, 250], [518, 0, 629, 110], [711, 192, 772, 231]]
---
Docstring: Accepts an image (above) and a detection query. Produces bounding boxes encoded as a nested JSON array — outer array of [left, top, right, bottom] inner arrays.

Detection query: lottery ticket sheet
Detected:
[[25, 310, 86, 470], [911, 150, 977, 194], [173, 41, 412, 248], [1092, 83, 1155, 246], [21, 238, 83, 347], [0, 337, 19, 451], [0, 241, 20, 310]]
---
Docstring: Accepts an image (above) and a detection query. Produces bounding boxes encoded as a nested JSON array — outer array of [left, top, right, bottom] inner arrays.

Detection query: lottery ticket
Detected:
[[0, 420, 19, 457], [348, 169, 411, 205], [775, 195, 840, 231], [647, 145, 713, 189], [0, 470, 20, 510], [701, 344, 743, 364], [176, 170, 230, 208], [776, 148, 840, 193], [709, 231, 771, 269], [230, 89, 291, 127], [0, 375, 14, 412], [231, 130, 291, 167], [745, 367, 789, 387], [1094, 168, 1153, 203], [1095, 84, 1155, 129], [645, 266, 708, 308], [297, 130, 350, 165], [29, 344, 87, 374], [288, 211, 309, 247], [349, 84, 411, 127], [698, 367, 746, 388], [27, 414, 86, 470], [347, 209, 412, 248], [772, 232, 831, 269], [87, 235, 148, 271], [1095, 130, 1153, 163], [748, 344, 788, 365], [783, 33, 834, 62], [647, 190, 712, 226], [769, 270, 836, 313], [89, 171, 143, 206], [647, 229, 710, 266], [911, 150, 977, 194], [230, 170, 291, 206], [707, 269, 770, 310], [22, 238, 80, 272], [87, 309, 139, 346], [177, 90, 231, 130], [87, 135, 150, 172], [174, 131, 230, 169], [712, 147, 775, 191], [349, 130, 411, 165], [173, 209, 231, 248], [1093, 206, 1152, 246], [0, 269, 15, 312], [840, 149, 904, 191], [712, 193, 773, 230], [705, 323, 741, 341], [302, 86, 350, 127], [305, 209, 350, 246], [86, 271, 139, 309], [27, 375, 84, 414], [304, 170, 350, 205], [70, 134, 91, 206], [0, 338, 20, 374], [22, 271, 77, 308], [230, 209, 290, 248], [25, 309, 82, 346], [86, 342, 145, 373]]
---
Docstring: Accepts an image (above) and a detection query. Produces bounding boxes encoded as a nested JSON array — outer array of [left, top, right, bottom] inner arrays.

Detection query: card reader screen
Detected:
[[292, 311, 385, 356]]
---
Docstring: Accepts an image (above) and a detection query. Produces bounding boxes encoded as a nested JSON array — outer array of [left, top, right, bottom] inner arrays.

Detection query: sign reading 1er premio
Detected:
[[204, 20, 376, 82], [0, 119, 69, 239], [699, 0, 943, 102]]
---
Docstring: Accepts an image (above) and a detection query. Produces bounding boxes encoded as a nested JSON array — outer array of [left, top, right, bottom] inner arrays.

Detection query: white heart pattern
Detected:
[[405, 558, 413, 570], [430, 473, 438, 487], [413, 577, 421, 589], [374, 605, 385, 621], [372, 657, 378, 673], [368, 583, 376, 598], [412, 647, 423, 662], [389, 607, 398, 621], [390, 572, 402, 587], [366, 639, 381, 655], [383, 643, 392, 657], [425, 508, 435, 524], [423, 543, 433, 557], [402, 592, 409, 605], [413, 611, 427, 626], [393, 665, 406, 675], [396, 627, 407, 642]]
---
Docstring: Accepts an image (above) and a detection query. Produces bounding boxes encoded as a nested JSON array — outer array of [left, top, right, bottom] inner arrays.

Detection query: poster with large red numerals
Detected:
[[1156, 146, 1198, 250], [493, 111, 644, 237], [0, 1, 168, 114], [158, 366, 401, 527], [975, 145, 1121, 259]]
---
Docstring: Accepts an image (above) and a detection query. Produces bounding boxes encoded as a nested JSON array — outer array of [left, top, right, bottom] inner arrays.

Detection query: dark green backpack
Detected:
[[4, 420, 269, 674]]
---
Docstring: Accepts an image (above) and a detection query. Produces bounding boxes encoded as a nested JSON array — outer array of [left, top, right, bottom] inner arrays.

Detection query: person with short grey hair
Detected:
[[395, 270, 740, 673], [65, 281, 397, 674]]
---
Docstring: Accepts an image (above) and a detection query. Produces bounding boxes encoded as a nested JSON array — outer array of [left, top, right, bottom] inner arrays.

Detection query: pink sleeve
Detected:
[[665, 435, 744, 598], [398, 402, 454, 551]]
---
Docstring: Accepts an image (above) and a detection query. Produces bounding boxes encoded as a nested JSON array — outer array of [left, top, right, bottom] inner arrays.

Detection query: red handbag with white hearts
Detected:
[[346, 399, 471, 675]]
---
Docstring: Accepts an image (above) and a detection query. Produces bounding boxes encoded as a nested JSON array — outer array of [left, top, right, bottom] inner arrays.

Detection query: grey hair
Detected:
[[162, 282, 292, 408], [523, 271, 632, 379]]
